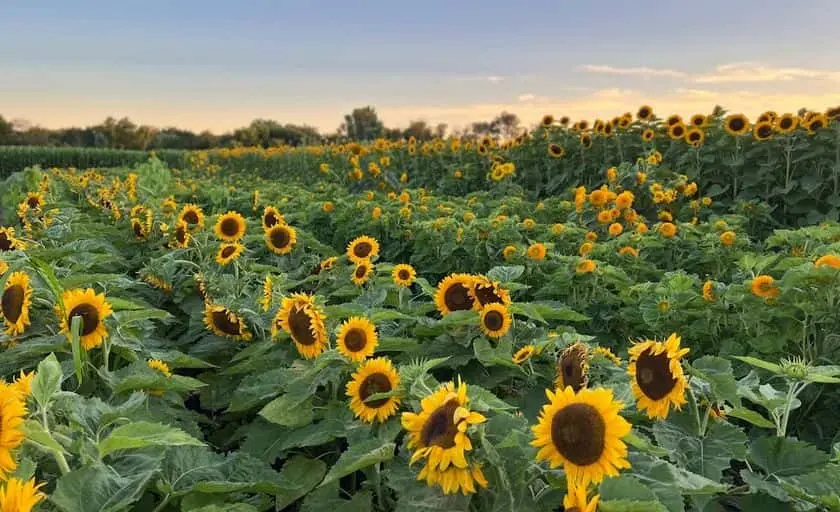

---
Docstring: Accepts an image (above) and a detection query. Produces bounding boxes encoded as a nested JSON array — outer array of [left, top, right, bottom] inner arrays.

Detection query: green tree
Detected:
[[340, 106, 384, 141]]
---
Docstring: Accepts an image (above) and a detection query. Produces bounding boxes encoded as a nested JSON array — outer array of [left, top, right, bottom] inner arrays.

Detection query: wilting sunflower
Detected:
[[0, 477, 46, 511], [401, 379, 487, 494], [724, 113, 750, 136], [753, 121, 774, 141], [775, 113, 798, 134], [214, 211, 247, 242], [346, 357, 401, 423], [564, 480, 599, 512], [470, 276, 511, 308], [347, 235, 380, 264], [25, 192, 45, 210], [555, 343, 589, 392], [531, 386, 631, 486], [392, 264, 417, 287], [337, 316, 378, 362], [171, 220, 191, 248], [130, 217, 148, 240], [434, 273, 476, 315], [805, 114, 828, 134], [641, 128, 655, 142], [261, 206, 284, 230], [0, 381, 26, 477], [548, 144, 565, 158], [580, 134, 592, 149], [203, 303, 252, 342], [479, 303, 511, 338], [627, 333, 689, 420], [273, 293, 328, 359], [667, 123, 686, 140], [685, 127, 705, 147], [751, 275, 779, 299], [265, 224, 297, 255], [352, 260, 373, 286], [512, 345, 535, 364], [215, 242, 244, 266], [58, 288, 113, 350], [636, 105, 653, 121], [178, 204, 205, 231], [689, 114, 706, 127], [1, 272, 32, 336]]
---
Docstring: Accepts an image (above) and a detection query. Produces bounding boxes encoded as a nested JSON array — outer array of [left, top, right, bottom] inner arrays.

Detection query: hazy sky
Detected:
[[3, 0, 839, 133]]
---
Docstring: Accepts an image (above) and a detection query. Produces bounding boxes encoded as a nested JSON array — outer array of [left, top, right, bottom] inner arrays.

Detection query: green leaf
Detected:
[[733, 356, 782, 374], [259, 394, 314, 428], [467, 385, 516, 412], [749, 436, 830, 477], [21, 419, 67, 456], [487, 265, 524, 282], [275, 456, 329, 509], [598, 500, 669, 512], [599, 475, 659, 502], [726, 407, 775, 429], [113, 373, 206, 395], [691, 356, 741, 406], [51, 462, 157, 512], [624, 431, 669, 457], [370, 309, 414, 322], [509, 303, 547, 323], [113, 307, 172, 325], [31, 353, 63, 408], [319, 439, 395, 488], [98, 421, 204, 457]]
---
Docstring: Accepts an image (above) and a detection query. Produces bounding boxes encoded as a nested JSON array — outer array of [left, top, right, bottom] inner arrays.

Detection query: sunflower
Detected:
[[0, 382, 26, 477], [0, 477, 46, 512], [469, 276, 511, 308], [527, 242, 547, 261], [689, 114, 706, 127], [0, 261, 7, 276], [564, 480, 599, 512], [320, 256, 338, 271], [685, 127, 704, 147], [665, 114, 682, 127], [161, 196, 177, 215], [265, 224, 297, 255], [25, 192, 45, 210], [347, 235, 380, 264], [751, 275, 779, 299], [352, 260, 373, 286], [753, 121, 774, 141], [346, 357, 401, 423], [215, 242, 244, 266], [602, 122, 614, 137], [556, 343, 589, 392], [541, 114, 554, 127], [434, 273, 475, 315], [641, 128, 655, 142], [757, 111, 777, 123], [636, 105, 653, 121], [502, 245, 517, 260], [806, 114, 828, 134], [576, 259, 596, 274], [627, 333, 689, 420], [261, 206, 284, 230], [815, 254, 840, 269], [273, 293, 328, 359], [618, 246, 638, 258], [178, 204, 205, 231], [203, 303, 252, 342], [667, 123, 686, 140], [548, 144, 565, 158], [337, 316, 378, 362], [702, 280, 716, 302], [659, 222, 677, 238], [531, 386, 631, 486], [719, 231, 736, 246], [608, 223, 623, 237], [147, 359, 172, 377], [170, 220, 191, 248], [58, 288, 113, 350], [593, 346, 622, 366], [775, 113, 798, 134], [401, 379, 487, 494], [392, 264, 417, 287], [214, 211, 247, 242], [580, 134, 592, 149], [478, 303, 511, 338], [512, 345, 535, 364], [130, 217, 148, 239], [1, 272, 32, 336], [415, 461, 488, 496], [724, 113, 750, 136]]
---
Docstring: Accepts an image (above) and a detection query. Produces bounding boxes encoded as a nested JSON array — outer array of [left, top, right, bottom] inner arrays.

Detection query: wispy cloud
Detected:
[[582, 62, 840, 84], [518, 93, 536, 102], [579, 64, 688, 78], [453, 75, 505, 83]]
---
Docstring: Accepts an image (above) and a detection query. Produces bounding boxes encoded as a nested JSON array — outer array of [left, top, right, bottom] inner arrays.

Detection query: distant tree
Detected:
[[0, 115, 13, 144], [491, 111, 520, 139], [434, 123, 448, 139], [340, 106, 384, 141], [403, 120, 433, 141]]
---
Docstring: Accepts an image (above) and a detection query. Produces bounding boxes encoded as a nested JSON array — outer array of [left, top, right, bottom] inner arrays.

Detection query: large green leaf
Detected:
[[748, 436, 830, 477], [51, 462, 157, 512], [319, 439, 395, 488], [691, 356, 740, 407], [98, 421, 204, 457], [31, 353, 63, 408], [259, 394, 314, 428]]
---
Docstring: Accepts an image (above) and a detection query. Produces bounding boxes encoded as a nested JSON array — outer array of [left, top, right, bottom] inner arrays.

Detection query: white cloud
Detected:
[[580, 64, 688, 78], [453, 75, 505, 83], [518, 93, 536, 102], [695, 62, 840, 83]]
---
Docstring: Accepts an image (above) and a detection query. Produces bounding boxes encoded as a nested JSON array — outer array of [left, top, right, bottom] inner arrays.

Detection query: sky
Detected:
[[2, 0, 840, 134]]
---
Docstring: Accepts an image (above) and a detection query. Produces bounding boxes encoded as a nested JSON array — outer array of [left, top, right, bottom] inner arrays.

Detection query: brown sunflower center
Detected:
[[444, 282, 474, 311], [27, 197, 41, 208], [220, 217, 240, 237], [133, 221, 144, 238], [779, 118, 793, 130], [182, 210, 199, 224], [672, 126, 685, 137], [550, 403, 606, 466], [270, 227, 290, 249], [0, 233, 12, 251], [355, 265, 368, 279], [757, 125, 772, 138], [288, 307, 316, 345], [559, 351, 587, 392], [220, 245, 237, 258], [474, 285, 503, 306], [420, 399, 460, 449], [359, 372, 393, 408], [263, 211, 279, 228], [68, 303, 101, 336], [636, 348, 678, 400], [353, 242, 372, 259], [810, 120, 824, 130], [639, 107, 650, 119], [343, 328, 367, 352], [728, 118, 745, 132], [689, 131, 701, 142], [1, 285, 24, 323], [483, 310, 504, 332], [176, 226, 187, 244], [211, 309, 242, 336], [398, 269, 411, 281]]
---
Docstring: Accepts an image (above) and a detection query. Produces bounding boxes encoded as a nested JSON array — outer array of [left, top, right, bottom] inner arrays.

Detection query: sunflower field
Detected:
[[1, 106, 840, 512]]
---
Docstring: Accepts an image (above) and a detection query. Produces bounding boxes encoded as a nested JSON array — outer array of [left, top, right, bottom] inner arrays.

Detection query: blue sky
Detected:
[[2, 0, 839, 132]]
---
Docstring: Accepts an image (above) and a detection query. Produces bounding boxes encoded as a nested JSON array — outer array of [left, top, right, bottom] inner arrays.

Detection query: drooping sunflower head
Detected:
[[58, 288, 113, 350], [265, 224, 297, 255], [580, 134, 592, 149], [702, 280, 717, 302], [478, 303, 511, 339], [261, 206, 284, 230], [171, 220, 191, 248], [627, 333, 689, 420], [214, 211, 247, 242], [203, 303, 252, 342], [555, 342, 589, 393], [346, 357, 401, 423], [392, 264, 417, 287], [434, 273, 476, 315], [469, 276, 511, 308], [178, 204, 205, 231], [147, 359, 172, 377], [352, 260, 373, 286], [636, 105, 653, 121], [131, 217, 148, 240], [665, 114, 682, 127], [337, 316, 378, 362], [347, 235, 380, 264], [724, 113, 750, 136], [2, 272, 33, 336], [531, 386, 631, 486], [273, 293, 328, 359], [215, 242, 244, 266]]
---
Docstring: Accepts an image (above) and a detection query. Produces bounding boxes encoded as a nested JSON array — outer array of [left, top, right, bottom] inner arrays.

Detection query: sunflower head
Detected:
[[776, 114, 799, 134], [347, 235, 380, 264], [2, 272, 33, 336], [806, 114, 828, 134], [665, 114, 682, 127], [214, 211, 247, 242], [265, 224, 297, 255], [637, 105, 653, 121], [527, 243, 547, 261], [753, 121, 774, 141], [479, 303, 511, 338], [751, 275, 779, 299], [690, 114, 706, 127], [148, 359, 172, 377], [576, 259, 596, 274], [548, 144, 565, 158], [337, 316, 378, 362], [667, 123, 686, 140], [25, 192, 45, 210], [203, 303, 252, 342], [178, 204, 205, 231], [273, 293, 328, 359], [580, 134, 592, 149], [215, 242, 244, 266], [434, 273, 476, 315], [346, 357, 401, 423], [352, 260, 373, 286], [641, 128, 655, 142], [469, 276, 511, 309], [702, 280, 717, 302], [512, 345, 535, 364], [685, 127, 705, 147], [627, 333, 689, 420], [724, 113, 750, 136], [392, 264, 417, 287], [58, 288, 113, 350], [262, 206, 284, 230], [556, 343, 590, 392], [0, 478, 45, 512]]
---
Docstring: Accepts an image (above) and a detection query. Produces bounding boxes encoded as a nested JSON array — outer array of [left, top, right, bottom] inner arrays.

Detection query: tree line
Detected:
[[0, 107, 524, 150]]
